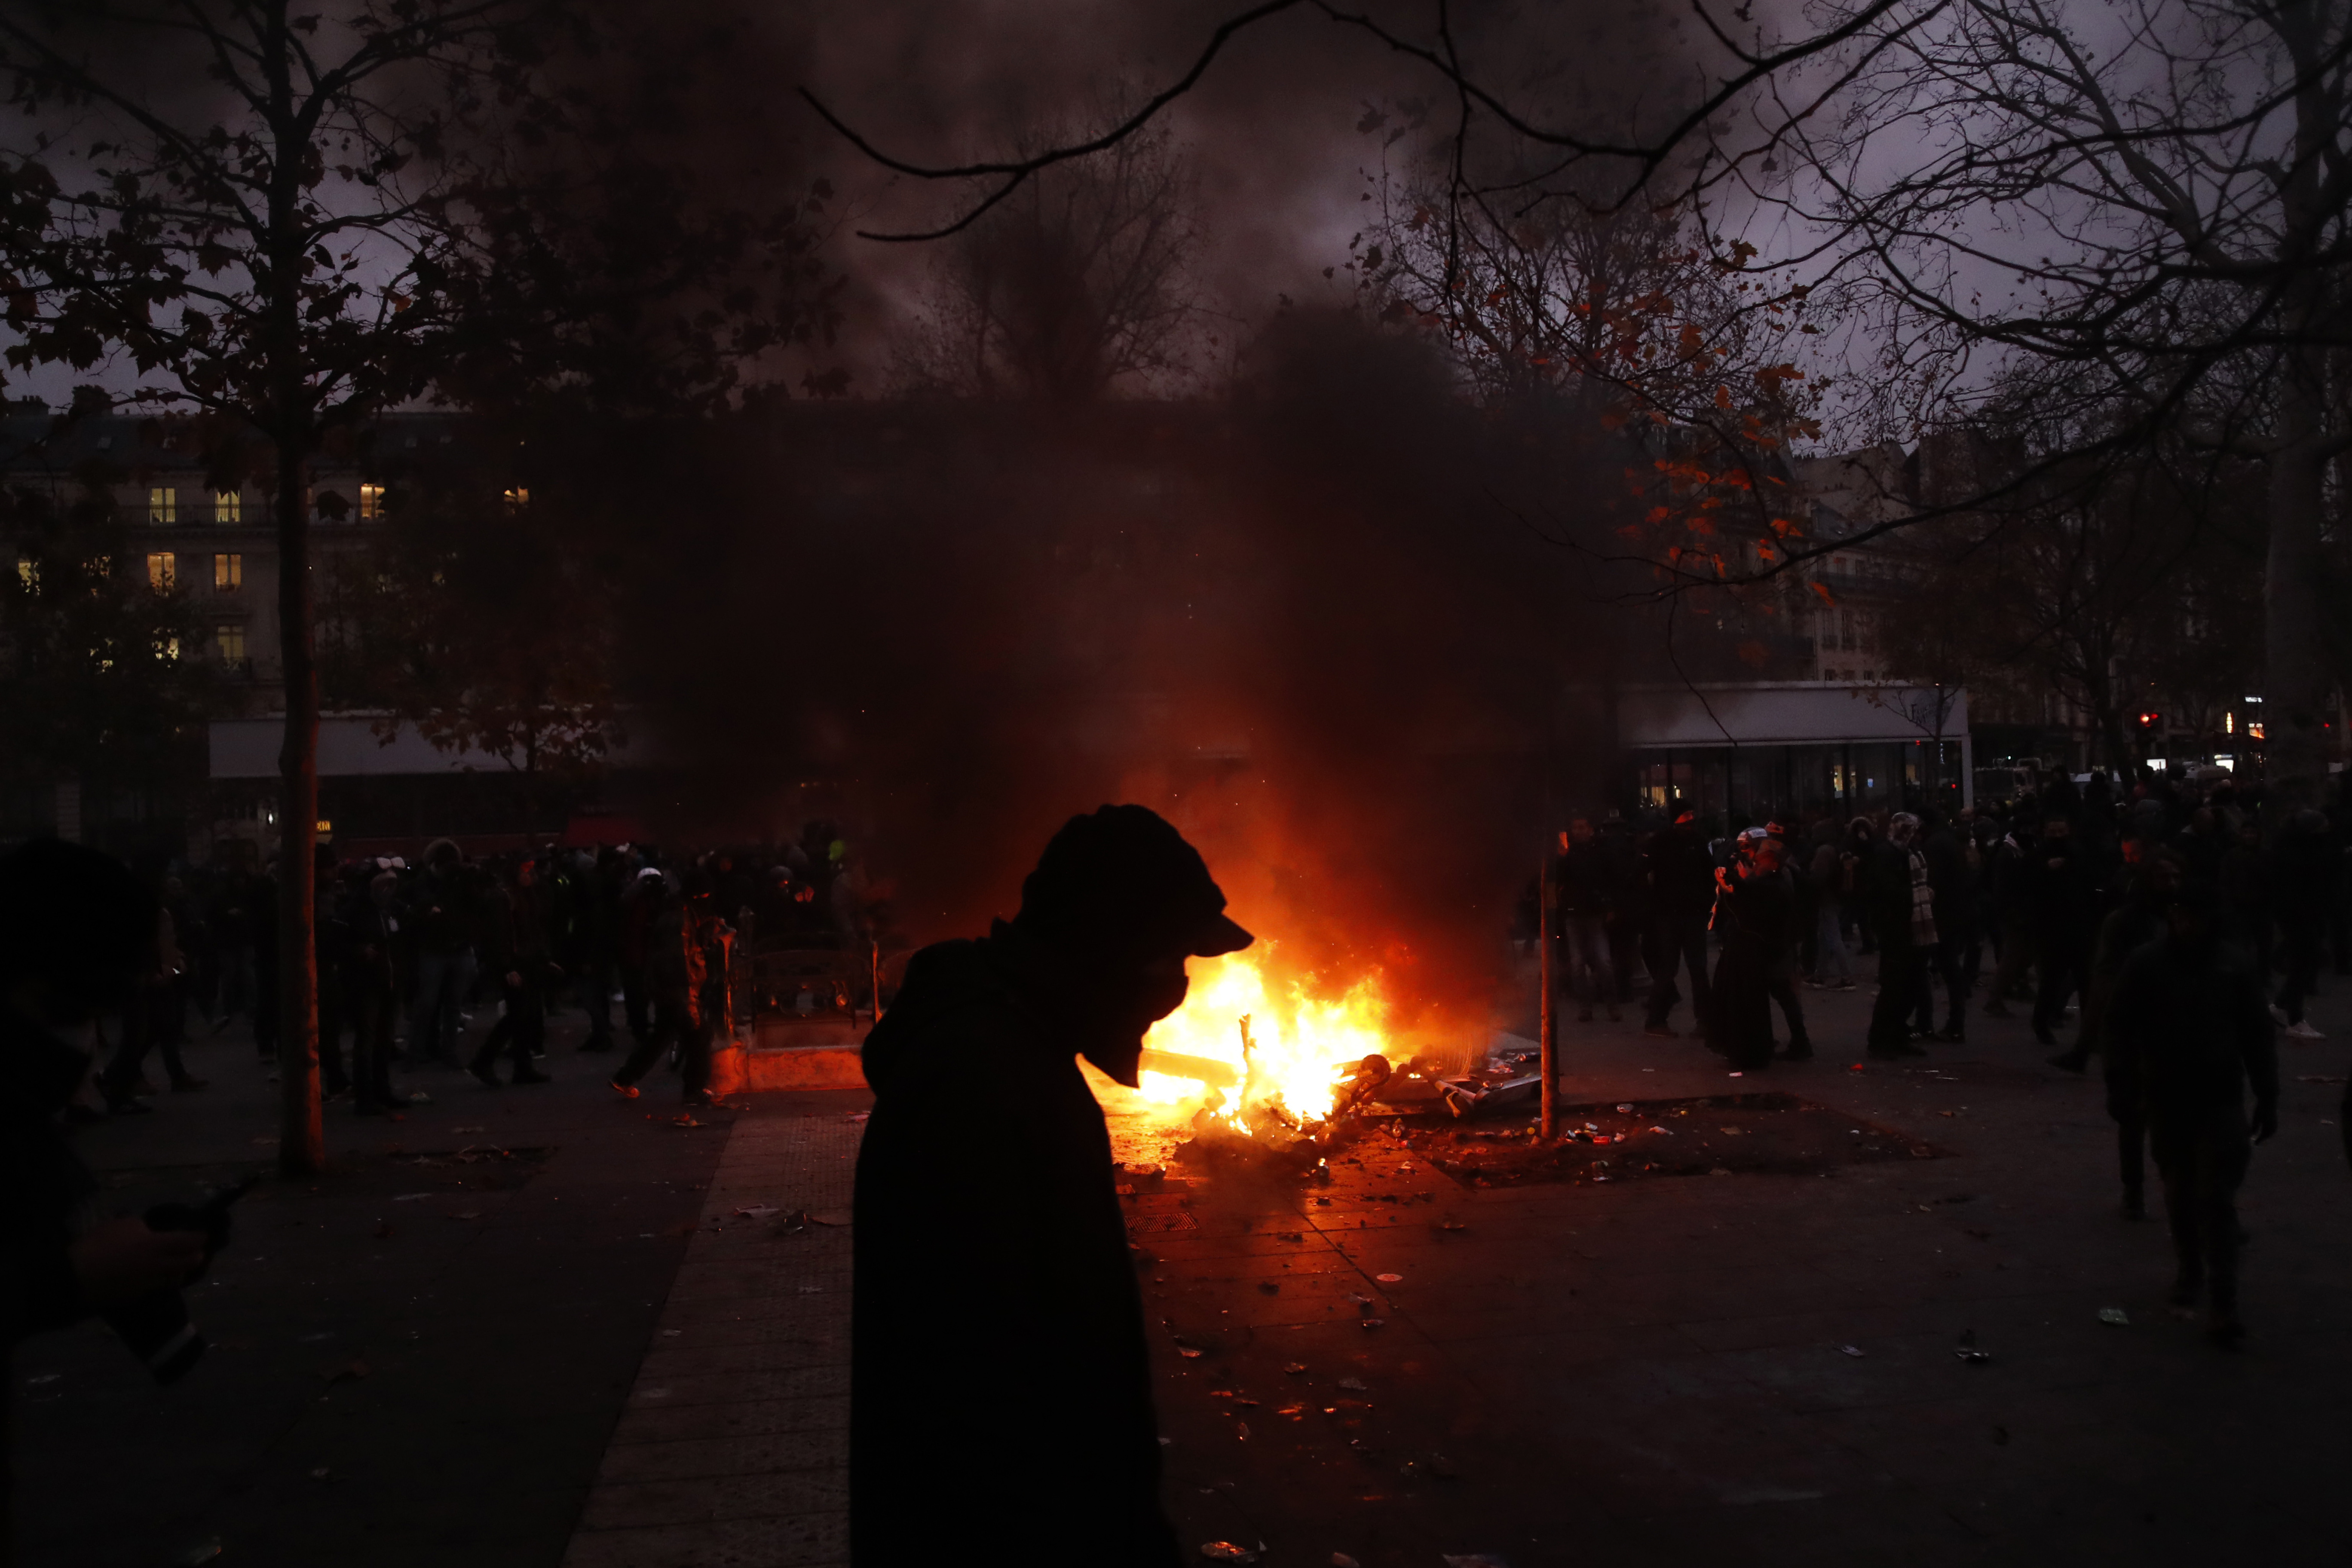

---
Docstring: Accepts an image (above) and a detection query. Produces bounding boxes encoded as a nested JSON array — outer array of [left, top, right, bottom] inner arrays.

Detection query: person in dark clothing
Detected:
[[852, 805, 1250, 1568], [95, 892, 206, 1112], [334, 872, 409, 1115], [2022, 815, 2098, 1046], [1553, 817, 1622, 1022], [2106, 882, 2278, 1344], [1709, 832, 1804, 1067], [2271, 808, 2334, 1041], [2062, 851, 2182, 1215], [0, 842, 213, 1548], [1921, 812, 1979, 1041], [609, 872, 733, 1106], [404, 842, 473, 1066], [1642, 812, 1717, 1038], [472, 859, 556, 1087], [1866, 813, 1933, 1059], [615, 864, 663, 1046], [1597, 814, 1646, 1001]]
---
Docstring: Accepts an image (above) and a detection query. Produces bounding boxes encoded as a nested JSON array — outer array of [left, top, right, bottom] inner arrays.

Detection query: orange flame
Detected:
[[1132, 944, 1392, 1130]]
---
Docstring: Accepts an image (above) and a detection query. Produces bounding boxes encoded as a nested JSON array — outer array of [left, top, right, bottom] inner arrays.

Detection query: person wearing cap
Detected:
[[850, 805, 1250, 1568]]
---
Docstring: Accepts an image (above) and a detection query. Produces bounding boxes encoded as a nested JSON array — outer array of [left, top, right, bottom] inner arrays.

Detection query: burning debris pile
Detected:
[[1088, 944, 1452, 1172]]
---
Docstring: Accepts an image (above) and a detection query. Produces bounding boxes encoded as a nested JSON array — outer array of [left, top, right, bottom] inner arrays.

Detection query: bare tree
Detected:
[[891, 121, 1199, 401], [1758, 0, 2352, 802], [0, 0, 833, 1172]]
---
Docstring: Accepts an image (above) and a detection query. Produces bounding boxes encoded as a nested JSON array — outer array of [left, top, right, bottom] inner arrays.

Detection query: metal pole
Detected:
[[870, 938, 884, 1023], [1539, 848, 1558, 1141]]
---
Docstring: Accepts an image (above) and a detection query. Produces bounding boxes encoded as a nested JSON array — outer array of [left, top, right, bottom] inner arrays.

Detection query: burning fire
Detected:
[[1130, 944, 1393, 1130]]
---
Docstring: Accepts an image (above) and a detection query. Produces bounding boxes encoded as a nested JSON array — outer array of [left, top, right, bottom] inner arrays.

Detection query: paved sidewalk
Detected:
[[563, 1102, 862, 1568]]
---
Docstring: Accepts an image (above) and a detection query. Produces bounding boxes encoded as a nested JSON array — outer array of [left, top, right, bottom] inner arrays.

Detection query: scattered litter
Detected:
[[392, 1193, 432, 1203], [1283, 1362, 1308, 1374], [1338, 1377, 1368, 1391], [308, 1466, 331, 1482], [1375, 1273, 1403, 1283], [2098, 1307, 2130, 1326], [1709, 1168, 1733, 1177], [1276, 1231, 1304, 1242], [847, 1112, 870, 1122], [807, 1210, 854, 1227], [1838, 1344, 1865, 1358], [1257, 1281, 1280, 1295], [1728, 1072, 1743, 1078], [1178, 1348, 1205, 1360], [1199, 1543, 1259, 1563], [662, 1329, 681, 1337], [1439, 1220, 1467, 1231], [175, 1538, 225, 1567], [733, 1205, 782, 1219], [1650, 1125, 1672, 1134], [25, 1373, 60, 1385], [1332, 1556, 1362, 1568], [671, 1114, 702, 1129], [451, 1211, 481, 1222], [1954, 1348, 1992, 1363], [1360, 1318, 1385, 1329]]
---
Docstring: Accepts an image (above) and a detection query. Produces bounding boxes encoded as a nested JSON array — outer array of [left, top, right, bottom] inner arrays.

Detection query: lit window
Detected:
[[159, 635, 181, 662], [214, 552, 242, 591], [2248, 722, 2266, 741], [14, 556, 34, 591], [359, 482, 386, 520], [215, 624, 246, 663], [214, 491, 241, 524], [503, 487, 530, 512], [145, 551, 175, 589], [148, 487, 176, 524]]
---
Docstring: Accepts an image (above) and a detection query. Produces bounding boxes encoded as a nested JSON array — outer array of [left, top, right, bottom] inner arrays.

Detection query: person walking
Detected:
[[1804, 824, 1856, 991], [1865, 813, 1934, 1059], [335, 871, 410, 1115], [2271, 808, 2333, 1042], [2106, 882, 2278, 1344], [609, 870, 733, 1106], [471, 858, 555, 1088], [2023, 813, 2099, 1048], [405, 841, 474, 1066], [1554, 816, 1623, 1023], [1642, 810, 1717, 1039]]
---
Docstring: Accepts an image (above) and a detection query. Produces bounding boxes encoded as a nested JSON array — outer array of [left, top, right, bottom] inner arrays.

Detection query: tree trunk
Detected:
[[2264, 412, 2330, 810], [276, 450, 323, 1176]]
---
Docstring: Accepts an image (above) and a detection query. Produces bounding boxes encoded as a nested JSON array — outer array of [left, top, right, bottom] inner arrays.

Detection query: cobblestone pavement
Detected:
[[562, 1102, 860, 1568], [22, 966, 2352, 1567]]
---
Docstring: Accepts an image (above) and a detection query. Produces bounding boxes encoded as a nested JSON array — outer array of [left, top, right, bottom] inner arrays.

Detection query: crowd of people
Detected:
[[80, 819, 875, 1119], [1546, 766, 2329, 1342]]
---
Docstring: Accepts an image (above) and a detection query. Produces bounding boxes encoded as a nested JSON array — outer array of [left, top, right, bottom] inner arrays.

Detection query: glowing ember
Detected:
[[1131, 945, 1393, 1130]]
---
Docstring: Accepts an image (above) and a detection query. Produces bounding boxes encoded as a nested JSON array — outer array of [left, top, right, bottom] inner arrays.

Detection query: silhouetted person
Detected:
[[2024, 815, 2098, 1047], [609, 870, 732, 1106], [1642, 810, 1716, 1038], [2070, 852, 2184, 1216], [851, 805, 1251, 1568], [2107, 882, 2277, 1344], [0, 842, 210, 1556], [1865, 812, 1933, 1059], [472, 858, 555, 1088]]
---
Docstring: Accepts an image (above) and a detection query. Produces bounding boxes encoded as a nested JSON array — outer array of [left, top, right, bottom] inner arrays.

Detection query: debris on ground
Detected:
[[807, 1210, 853, 1226], [2098, 1307, 2130, 1326], [1199, 1543, 1259, 1562], [1838, 1344, 1866, 1357]]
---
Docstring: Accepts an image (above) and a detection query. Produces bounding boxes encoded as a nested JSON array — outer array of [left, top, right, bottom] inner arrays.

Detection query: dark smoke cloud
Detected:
[[559, 314, 1641, 1060]]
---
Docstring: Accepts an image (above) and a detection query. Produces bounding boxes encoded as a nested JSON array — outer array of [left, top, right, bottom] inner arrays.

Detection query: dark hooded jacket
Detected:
[[851, 924, 1176, 1568]]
